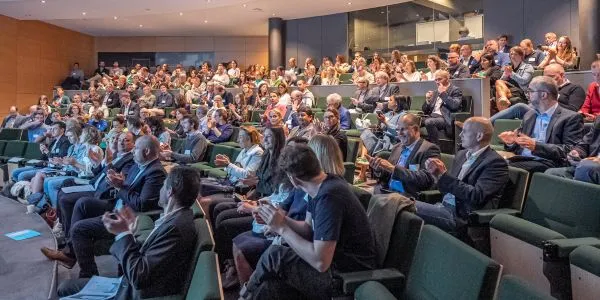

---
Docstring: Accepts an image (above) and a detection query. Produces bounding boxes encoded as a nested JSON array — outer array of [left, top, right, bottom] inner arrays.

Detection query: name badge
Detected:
[[495, 59, 499, 64], [53, 148, 59, 153], [409, 164, 419, 171], [528, 57, 536, 62], [184, 150, 191, 155], [162, 100, 166, 104], [384, 97, 390, 101]]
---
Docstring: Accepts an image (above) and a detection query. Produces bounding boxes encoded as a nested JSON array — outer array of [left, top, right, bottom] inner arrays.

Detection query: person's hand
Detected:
[[291, 101, 300, 112], [257, 203, 286, 235], [516, 135, 536, 151], [240, 174, 259, 187], [425, 90, 434, 102], [102, 206, 137, 235], [437, 83, 448, 94], [105, 146, 114, 164], [498, 131, 518, 145], [582, 112, 596, 122], [568, 149, 580, 158], [207, 119, 215, 129], [425, 158, 447, 178], [62, 157, 76, 166], [228, 103, 236, 110], [106, 169, 125, 188], [366, 154, 395, 174], [39, 143, 49, 154], [141, 124, 151, 135], [583, 156, 600, 163], [503, 65, 513, 77], [548, 48, 557, 58], [161, 143, 172, 152], [49, 157, 62, 165], [237, 201, 256, 214], [88, 148, 103, 165], [214, 154, 231, 167], [376, 113, 386, 123], [351, 97, 359, 106], [161, 150, 173, 160]]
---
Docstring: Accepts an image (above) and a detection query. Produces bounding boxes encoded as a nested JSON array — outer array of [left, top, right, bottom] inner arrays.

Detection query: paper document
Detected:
[[61, 184, 95, 194], [60, 276, 123, 300], [5, 229, 41, 241]]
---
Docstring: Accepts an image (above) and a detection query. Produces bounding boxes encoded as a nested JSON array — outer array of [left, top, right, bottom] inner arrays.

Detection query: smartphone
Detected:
[[375, 110, 383, 116], [107, 213, 119, 220]]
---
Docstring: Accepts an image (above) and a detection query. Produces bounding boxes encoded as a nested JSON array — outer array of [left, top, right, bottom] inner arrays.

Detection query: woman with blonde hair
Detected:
[[538, 35, 577, 70], [321, 66, 340, 86], [308, 134, 345, 176]]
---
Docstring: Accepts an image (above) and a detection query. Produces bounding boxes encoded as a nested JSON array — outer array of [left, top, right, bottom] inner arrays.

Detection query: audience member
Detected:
[[484, 39, 510, 67], [458, 27, 474, 40], [102, 84, 121, 109], [62, 62, 85, 90], [146, 116, 171, 146], [447, 51, 470, 79], [498, 76, 583, 173], [460, 44, 480, 74], [326, 93, 351, 130], [288, 107, 319, 140], [239, 144, 376, 299], [393, 61, 421, 82], [296, 79, 315, 108], [54, 88, 71, 107], [25, 110, 48, 142], [287, 57, 302, 75], [87, 111, 108, 132], [13, 105, 38, 129], [538, 36, 577, 70], [421, 55, 447, 81], [580, 60, 600, 122], [520, 39, 546, 68], [422, 70, 463, 144], [156, 84, 174, 109], [494, 46, 535, 110], [87, 98, 109, 119], [1, 106, 19, 128], [472, 54, 503, 99], [322, 108, 348, 161], [216, 85, 234, 106], [212, 63, 231, 86], [262, 92, 287, 127], [204, 108, 234, 143], [360, 94, 410, 154], [162, 115, 208, 164], [497, 34, 511, 53], [119, 93, 139, 118]]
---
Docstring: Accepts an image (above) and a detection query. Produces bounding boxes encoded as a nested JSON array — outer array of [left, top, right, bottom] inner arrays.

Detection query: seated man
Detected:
[[546, 117, 600, 184], [24, 110, 48, 142], [2, 106, 20, 129], [322, 108, 348, 161], [288, 107, 319, 140], [580, 60, 600, 122], [520, 39, 546, 68], [494, 46, 535, 110], [240, 144, 376, 299], [447, 51, 470, 79], [41, 135, 166, 277], [156, 83, 174, 109], [296, 79, 315, 108], [87, 110, 108, 132], [422, 70, 463, 144], [484, 39, 510, 67], [53, 131, 135, 243], [11, 121, 71, 182], [499, 76, 583, 173], [368, 113, 441, 197], [162, 115, 208, 164], [57, 166, 200, 299], [419, 117, 509, 232], [350, 77, 371, 111], [326, 93, 351, 130], [204, 108, 233, 143], [14, 105, 38, 129], [364, 71, 400, 113], [119, 92, 140, 118]]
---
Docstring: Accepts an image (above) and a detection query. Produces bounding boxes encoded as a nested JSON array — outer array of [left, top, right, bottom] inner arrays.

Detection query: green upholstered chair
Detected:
[[491, 119, 522, 151], [570, 245, 600, 300], [0, 128, 22, 141], [346, 138, 360, 163], [342, 96, 352, 108], [191, 144, 235, 174], [110, 107, 121, 118], [316, 96, 328, 109], [497, 275, 554, 300], [0, 141, 27, 162], [490, 173, 600, 298], [0, 141, 7, 156], [339, 73, 353, 84], [408, 96, 426, 114], [355, 225, 501, 300], [339, 211, 424, 297], [343, 162, 356, 184]]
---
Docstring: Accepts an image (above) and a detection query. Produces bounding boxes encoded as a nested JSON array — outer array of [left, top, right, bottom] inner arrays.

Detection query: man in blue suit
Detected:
[[41, 135, 166, 278]]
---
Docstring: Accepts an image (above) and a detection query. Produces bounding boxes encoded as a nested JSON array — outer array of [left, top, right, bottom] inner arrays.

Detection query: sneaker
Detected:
[[52, 221, 63, 234]]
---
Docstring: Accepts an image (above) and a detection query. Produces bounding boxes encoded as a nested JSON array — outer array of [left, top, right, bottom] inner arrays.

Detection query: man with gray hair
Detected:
[[422, 70, 463, 144], [420, 116, 508, 232], [326, 93, 351, 130], [499, 75, 584, 173], [367, 71, 400, 111], [2, 106, 20, 129]]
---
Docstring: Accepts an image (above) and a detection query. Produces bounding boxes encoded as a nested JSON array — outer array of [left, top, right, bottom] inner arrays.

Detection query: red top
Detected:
[[581, 82, 600, 115]]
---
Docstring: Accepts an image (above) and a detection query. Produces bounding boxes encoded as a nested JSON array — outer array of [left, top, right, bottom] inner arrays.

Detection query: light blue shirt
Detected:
[[442, 146, 489, 208], [521, 103, 558, 158], [388, 139, 419, 192]]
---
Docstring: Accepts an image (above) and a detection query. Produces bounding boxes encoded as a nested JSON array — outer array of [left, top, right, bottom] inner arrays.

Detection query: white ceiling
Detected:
[[0, 0, 407, 36]]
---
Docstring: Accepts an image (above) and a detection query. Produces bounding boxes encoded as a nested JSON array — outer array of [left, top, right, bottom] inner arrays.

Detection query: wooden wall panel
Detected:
[[0, 15, 95, 117]]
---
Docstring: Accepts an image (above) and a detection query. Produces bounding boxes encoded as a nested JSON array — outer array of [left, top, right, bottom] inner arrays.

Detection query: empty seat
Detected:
[[0, 128, 22, 141], [0, 141, 27, 162], [570, 245, 600, 300], [497, 275, 554, 300]]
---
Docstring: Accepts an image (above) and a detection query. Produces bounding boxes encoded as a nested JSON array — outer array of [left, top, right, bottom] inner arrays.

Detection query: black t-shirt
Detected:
[[308, 175, 376, 273]]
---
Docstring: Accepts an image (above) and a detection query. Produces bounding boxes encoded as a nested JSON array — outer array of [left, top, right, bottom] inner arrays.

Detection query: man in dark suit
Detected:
[[546, 117, 600, 184], [119, 93, 140, 118], [41, 135, 166, 278], [419, 117, 509, 232], [57, 166, 200, 299], [102, 84, 121, 109], [288, 57, 302, 76], [156, 83, 174, 109], [51, 131, 136, 248], [422, 70, 464, 144], [215, 85, 234, 106], [368, 113, 441, 197], [1, 106, 20, 128], [305, 65, 321, 86], [499, 76, 584, 173], [350, 77, 371, 111], [460, 44, 480, 74], [365, 71, 400, 112], [447, 51, 470, 79]]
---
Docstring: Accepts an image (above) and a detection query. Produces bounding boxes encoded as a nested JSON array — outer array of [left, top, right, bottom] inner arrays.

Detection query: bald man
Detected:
[[419, 117, 509, 232], [42, 135, 167, 278], [1, 106, 20, 128]]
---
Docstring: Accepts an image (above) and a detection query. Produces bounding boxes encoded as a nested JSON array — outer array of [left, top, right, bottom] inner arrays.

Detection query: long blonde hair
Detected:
[[308, 134, 345, 176]]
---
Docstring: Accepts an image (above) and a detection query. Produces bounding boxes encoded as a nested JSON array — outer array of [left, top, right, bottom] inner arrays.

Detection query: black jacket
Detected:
[[43, 135, 71, 161], [91, 152, 135, 199], [558, 82, 586, 112], [115, 159, 166, 212], [574, 118, 600, 157], [361, 84, 401, 113], [103, 91, 121, 109], [120, 102, 140, 118], [422, 84, 463, 125]]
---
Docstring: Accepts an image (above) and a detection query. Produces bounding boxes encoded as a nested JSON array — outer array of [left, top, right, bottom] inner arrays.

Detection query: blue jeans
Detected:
[[44, 176, 75, 207], [12, 166, 38, 182], [574, 159, 600, 184], [415, 201, 457, 232], [490, 103, 532, 124]]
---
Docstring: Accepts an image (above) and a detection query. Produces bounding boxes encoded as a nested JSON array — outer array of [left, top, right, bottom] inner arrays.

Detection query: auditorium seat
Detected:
[[417, 153, 454, 204], [191, 144, 235, 174], [0, 128, 22, 141], [570, 245, 600, 300], [339, 73, 353, 84], [346, 138, 360, 163], [497, 275, 554, 300], [0, 141, 27, 162], [316, 96, 328, 109], [354, 225, 502, 300], [170, 137, 185, 153], [343, 161, 355, 184], [205, 147, 242, 179], [491, 119, 522, 151], [490, 173, 600, 298], [338, 211, 423, 296]]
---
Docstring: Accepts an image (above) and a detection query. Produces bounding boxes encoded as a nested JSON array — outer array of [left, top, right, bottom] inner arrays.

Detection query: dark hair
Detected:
[[175, 94, 186, 109], [263, 126, 286, 169], [498, 34, 509, 40], [325, 107, 340, 119], [480, 53, 496, 67], [127, 116, 143, 129], [146, 116, 166, 136], [166, 166, 202, 207], [113, 115, 125, 125], [33, 110, 45, 118], [391, 94, 411, 112], [286, 136, 309, 145], [298, 106, 314, 117], [182, 115, 199, 130], [278, 144, 322, 181], [52, 121, 66, 131]]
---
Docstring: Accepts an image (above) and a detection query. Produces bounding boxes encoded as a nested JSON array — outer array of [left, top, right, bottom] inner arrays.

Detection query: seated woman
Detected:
[[103, 116, 125, 146], [265, 109, 288, 136], [321, 66, 340, 85], [493, 46, 535, 112], [393, 61, 421, 82], [359, 94, 410, 155], [32, 126, 103, 207], [538, 35, 577, 70], [228, 93, 249, 125], [421, 55, 447, 81], [224, 134, 346, 288], [147, 116, 171, 146], [472, 53, 503, 93], [200, 126, 264, 198]]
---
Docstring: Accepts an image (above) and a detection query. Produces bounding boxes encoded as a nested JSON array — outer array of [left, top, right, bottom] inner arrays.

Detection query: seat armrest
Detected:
[[338, 268, 405, 295], [417, 190, 442, 204], [8, 157, 25, 163], [543, 237, 600, 261], [451, 112, 471, 122], [489, 214, 566, 247], [469, 208, 521, 226]]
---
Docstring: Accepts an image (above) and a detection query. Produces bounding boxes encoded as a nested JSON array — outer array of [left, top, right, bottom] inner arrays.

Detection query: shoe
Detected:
[[51, 221, 63, 234], [40, 247, 76, 269], [221, 264, 239, 290]]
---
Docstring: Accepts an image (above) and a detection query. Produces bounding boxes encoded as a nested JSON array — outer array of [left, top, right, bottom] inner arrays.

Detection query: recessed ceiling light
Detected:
[[347, 2, 352, 5], [242, 4, 247, 7], [113, 16, 118, 20], [204, 20, 208, 23], [82, 12, 86, 16], [41, 0, 45, 3], [139, 24, 143, 28], [272, 13, 276, 16], [179, 12, 183, 16], [145, 8, 151, 11]]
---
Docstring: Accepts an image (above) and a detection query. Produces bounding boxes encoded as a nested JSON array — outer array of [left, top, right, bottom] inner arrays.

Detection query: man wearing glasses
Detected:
[[498, 76, 584, 173], [422, 70, 463, 144]]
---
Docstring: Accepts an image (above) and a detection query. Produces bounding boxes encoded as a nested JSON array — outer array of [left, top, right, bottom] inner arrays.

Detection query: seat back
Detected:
[[207, 145, 235, 168], [339, 73, 353, 84], [409, 96, 426, 112], [346, 138, 360, 163], [183, 218, 221, 300], [405, 225, 502, 300], [497, 275, 554, 300], [0, 128, 22, 141], [498, 166, 529, 211], [250, 110, 265, 123], [491, 119, 522, 147], [343, 162, 355, 184], [3, 141, 27, 157], [383, 211, 424, 277], [19, 129, 29, 141], [440, 153, 454, 170], [570, 245, 600, 300], [24, 142, 43, 159], [316, 97, 328, 109], [522, 173, 600, 238], [461, 96, 473, 114], [350, 185, 371, 211], [0, 141, 8, 156], [228, 127, 240, 142], [171, 138, 186, 153]]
